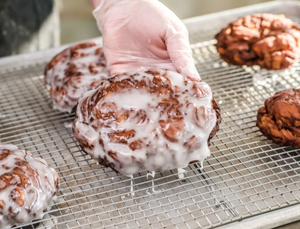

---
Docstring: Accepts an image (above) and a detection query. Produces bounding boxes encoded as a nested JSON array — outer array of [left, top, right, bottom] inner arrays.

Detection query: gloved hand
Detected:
[[91, 0, 200, 81]]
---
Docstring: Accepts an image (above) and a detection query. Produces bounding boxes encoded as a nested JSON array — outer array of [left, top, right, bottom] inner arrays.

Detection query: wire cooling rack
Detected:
[[1, 1, 300, 228]]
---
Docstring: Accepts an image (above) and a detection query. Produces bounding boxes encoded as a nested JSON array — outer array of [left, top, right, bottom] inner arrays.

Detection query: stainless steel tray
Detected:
[[1, 1, 300, 228]]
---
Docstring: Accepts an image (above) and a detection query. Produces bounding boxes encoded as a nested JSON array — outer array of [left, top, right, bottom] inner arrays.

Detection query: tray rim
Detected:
[[215, 204, 300, 229]]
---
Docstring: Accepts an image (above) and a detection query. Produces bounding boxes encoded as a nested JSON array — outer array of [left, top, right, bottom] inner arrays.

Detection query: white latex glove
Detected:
[[91, 0, 200, 81]]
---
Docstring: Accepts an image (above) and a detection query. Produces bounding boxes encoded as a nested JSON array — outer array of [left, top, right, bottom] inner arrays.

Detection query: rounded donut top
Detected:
[[73, 70, 221, 175]]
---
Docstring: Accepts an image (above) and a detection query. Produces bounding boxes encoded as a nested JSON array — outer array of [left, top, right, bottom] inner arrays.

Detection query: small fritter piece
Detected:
[[257, 89, 300, 148], [215, 14, 300, 70]]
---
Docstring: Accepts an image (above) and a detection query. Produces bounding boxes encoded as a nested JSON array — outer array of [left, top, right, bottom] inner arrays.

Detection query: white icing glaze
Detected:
[[177, 168, 186, 179], [128, 175, 135, 197], [73, 70, 219, 176], [146, 171, 155, 180], [0, 144, 59, 228], [0, 114, 7, 119], [145, 171, 161, 194], [105, 91, 158, 110], [147, 171, 155, 193], [45, 43, 110, 112], [64, 122, 73, 129]]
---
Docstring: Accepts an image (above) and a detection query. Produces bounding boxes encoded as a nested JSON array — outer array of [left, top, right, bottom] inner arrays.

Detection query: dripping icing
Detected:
[[177, 168, 186, 179]]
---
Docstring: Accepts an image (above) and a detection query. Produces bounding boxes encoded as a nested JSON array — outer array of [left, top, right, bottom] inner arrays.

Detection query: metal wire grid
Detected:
[[0, 29, 300, 229]]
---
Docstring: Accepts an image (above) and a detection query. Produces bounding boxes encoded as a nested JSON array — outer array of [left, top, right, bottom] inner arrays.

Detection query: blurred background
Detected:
[[0, 0, 296, 57], [59, 0, 275, 44]]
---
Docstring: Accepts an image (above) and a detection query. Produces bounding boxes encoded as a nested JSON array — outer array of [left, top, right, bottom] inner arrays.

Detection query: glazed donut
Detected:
[[0, 144, 59, 228], [44, 42, 110, 112], [72, 70, 221, 175], [215, 14, 300, 70]]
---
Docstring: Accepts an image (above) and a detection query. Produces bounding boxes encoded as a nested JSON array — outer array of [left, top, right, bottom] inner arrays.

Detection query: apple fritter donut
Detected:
[[44, 42, 110, 112], [215, 14, 300, 70], [0, 144, 59, 228], [257, 89, 300, 148], [73, 70, 221, 175]]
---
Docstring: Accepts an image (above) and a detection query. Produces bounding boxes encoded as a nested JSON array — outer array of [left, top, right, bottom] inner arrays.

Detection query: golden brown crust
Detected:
[[209, 98, 221, 145], [256, 89, 300, 148], [215, 14, 300, 70]]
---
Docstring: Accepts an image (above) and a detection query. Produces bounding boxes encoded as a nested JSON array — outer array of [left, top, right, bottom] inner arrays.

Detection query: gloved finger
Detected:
[[90, 0, 102, 8], [92, 0, 134, 32], [102, 46, 177, 75], [165, 20, 201, 81]]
